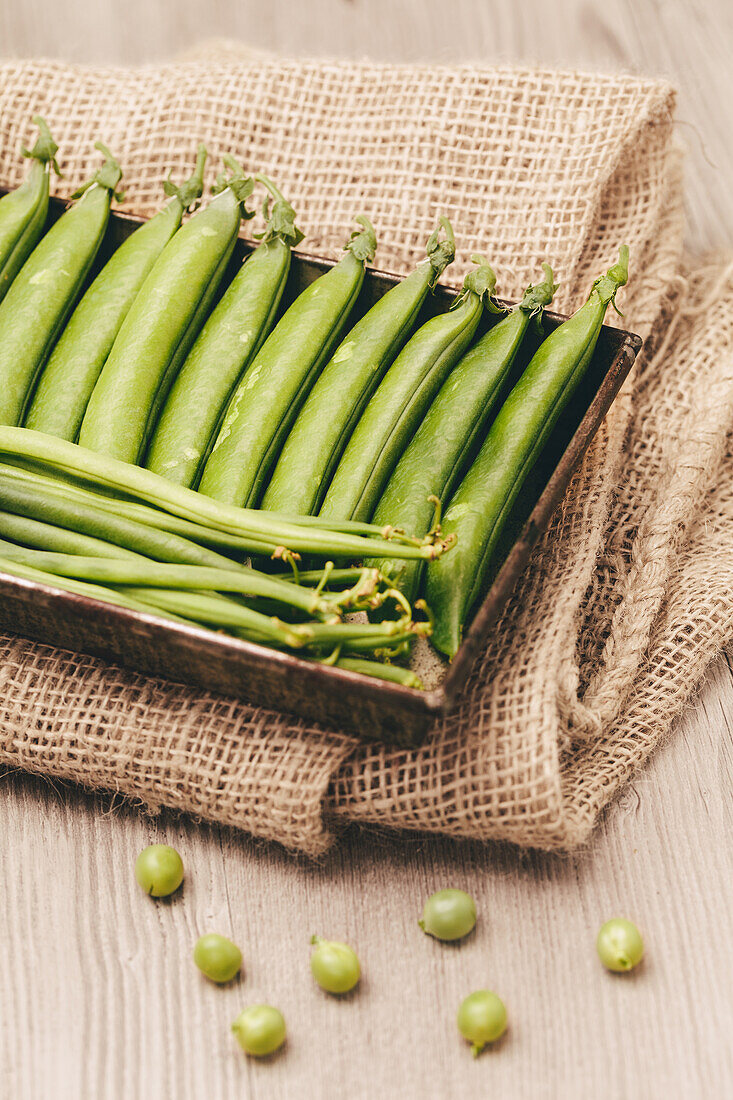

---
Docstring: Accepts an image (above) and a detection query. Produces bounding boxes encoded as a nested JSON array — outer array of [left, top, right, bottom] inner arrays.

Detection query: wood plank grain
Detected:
[[1, 649, 731, 1099]]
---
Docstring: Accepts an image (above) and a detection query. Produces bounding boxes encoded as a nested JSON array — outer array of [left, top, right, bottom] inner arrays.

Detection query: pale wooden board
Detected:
[[0, 1, 732, 1097], [1, 653, 731, 1099]]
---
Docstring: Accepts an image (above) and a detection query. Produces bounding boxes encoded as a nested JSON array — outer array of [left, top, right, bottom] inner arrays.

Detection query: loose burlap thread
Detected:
[[0, 54, 731, 855]]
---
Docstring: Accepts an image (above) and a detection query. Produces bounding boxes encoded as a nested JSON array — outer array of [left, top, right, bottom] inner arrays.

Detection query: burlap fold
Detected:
[[0, 53, 731, 855]]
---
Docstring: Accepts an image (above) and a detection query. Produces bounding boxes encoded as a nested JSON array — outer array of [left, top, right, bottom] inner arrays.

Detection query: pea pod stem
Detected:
[[21, 116, 61, 174], [0, 429, 449, 561], [253, 175, 305, 248]]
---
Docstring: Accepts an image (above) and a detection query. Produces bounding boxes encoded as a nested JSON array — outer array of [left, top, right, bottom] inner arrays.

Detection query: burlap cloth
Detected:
[[1, 51, 731, 856]]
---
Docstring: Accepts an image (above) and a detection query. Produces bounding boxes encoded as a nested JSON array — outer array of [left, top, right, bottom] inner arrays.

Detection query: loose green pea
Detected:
[[419, 888, 477, 941], [596, 918, 644, 972], [457, 990, 507, 1056], [310, 935, 361, 994], [134, 843, 184, 897], [193, 933, 242, 983], [231, 1005, 286, 1057]]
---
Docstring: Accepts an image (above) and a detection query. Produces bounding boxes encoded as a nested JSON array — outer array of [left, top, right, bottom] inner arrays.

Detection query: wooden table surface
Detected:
[[1, 2, 732, 1097]]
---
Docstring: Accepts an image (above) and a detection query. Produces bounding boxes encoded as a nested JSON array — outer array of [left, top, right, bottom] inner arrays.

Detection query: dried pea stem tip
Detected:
[[21, 115, 61, 174]]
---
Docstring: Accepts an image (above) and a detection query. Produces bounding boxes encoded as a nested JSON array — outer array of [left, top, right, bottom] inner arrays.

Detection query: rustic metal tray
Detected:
[[0, 192, 641, 744]]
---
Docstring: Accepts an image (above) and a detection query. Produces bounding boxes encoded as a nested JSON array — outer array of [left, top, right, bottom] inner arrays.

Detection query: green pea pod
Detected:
[[319, 256, 499, 524], [199, 215, 377, 508], [79, 156, 256, 463], [145, 175, 303, 487], [25, 146, 207, 441], [261, 218, 456, 516], [426, 246, 630, 657], [0, 116, 60, 304], [369, 265, 557, 604], [0, 142, 122, 427]]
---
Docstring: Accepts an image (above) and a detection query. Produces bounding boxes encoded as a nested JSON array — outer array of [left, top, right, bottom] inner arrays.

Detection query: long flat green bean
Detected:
[[0, 429, 447, 561]]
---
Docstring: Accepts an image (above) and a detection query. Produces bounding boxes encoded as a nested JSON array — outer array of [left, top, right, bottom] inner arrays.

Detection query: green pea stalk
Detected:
[[25, 146, 208, 441], [0, 116, 60, 303]]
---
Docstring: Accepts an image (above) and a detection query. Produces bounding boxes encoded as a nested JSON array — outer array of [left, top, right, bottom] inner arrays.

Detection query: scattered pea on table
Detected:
[[134, 843, 184, 897], [457, 990, 508, 1056], [193, 933, 243, 983], [596, 918, 644, 972], [231, 1005, 287, 1058], [310, 935, 361, 994], [419, 888, 477, 941]]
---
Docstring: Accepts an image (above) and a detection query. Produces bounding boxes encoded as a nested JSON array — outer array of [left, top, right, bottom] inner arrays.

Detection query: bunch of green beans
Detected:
[[0, 427, 442, 682]]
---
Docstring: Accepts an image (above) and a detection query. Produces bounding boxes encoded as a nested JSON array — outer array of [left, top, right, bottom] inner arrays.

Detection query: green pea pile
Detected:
[[134, 842, 645, 1061]]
